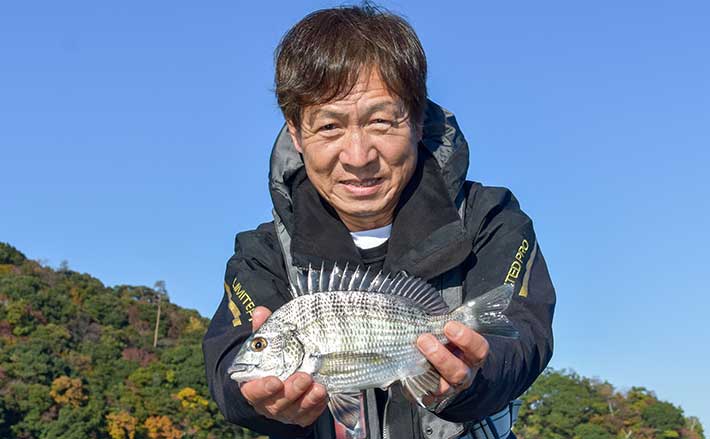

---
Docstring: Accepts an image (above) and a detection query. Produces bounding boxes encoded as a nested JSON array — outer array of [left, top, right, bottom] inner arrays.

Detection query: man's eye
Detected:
[[372, 119, 391, 126], [319, 123, 337, 131]]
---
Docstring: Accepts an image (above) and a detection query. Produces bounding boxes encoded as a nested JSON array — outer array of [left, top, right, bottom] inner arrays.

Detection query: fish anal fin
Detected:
[[329, 392, 365, 439], [400, 365, 443, 408]]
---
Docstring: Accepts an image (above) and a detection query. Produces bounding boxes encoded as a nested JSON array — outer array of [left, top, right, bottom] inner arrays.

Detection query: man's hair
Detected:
[[275, 3, 428, 129]]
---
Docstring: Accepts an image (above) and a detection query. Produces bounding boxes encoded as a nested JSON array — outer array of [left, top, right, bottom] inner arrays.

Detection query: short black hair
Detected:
[[275, 3, 428, 129]]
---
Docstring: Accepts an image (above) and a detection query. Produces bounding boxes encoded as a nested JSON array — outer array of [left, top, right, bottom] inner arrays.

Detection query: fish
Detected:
[[228, 263, 519, 438]]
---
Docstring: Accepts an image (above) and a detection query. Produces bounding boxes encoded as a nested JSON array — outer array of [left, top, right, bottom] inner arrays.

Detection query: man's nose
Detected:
[[339, 128, 377, 168]]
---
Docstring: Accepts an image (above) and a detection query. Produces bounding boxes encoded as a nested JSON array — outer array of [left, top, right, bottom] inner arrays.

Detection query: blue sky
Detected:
[[2, 0, 708, 429]]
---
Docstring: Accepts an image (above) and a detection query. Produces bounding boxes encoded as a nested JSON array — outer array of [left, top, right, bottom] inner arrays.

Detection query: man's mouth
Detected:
[[341, 178, 382, 187]]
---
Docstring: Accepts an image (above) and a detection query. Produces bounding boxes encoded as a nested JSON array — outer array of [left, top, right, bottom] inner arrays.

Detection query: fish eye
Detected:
[[251, 337, 267, 352]]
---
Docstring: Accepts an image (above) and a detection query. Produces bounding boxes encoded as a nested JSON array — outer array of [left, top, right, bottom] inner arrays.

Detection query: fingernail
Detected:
[[418, 335, 437, 354], [312, 384, 326, 400], [446, 322, 463, 339], [265, 379, 280, 393]]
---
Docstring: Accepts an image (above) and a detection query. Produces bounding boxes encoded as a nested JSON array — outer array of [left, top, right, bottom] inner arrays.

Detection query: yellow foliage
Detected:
[[175, 387, 209, 410], [50, 376, 87, 407], [0, 264, 14, 275], [144, 416, 183, 439], [106, 411, 138, 439], [185, 316, 205, 333], [69, 286, 82, 305]]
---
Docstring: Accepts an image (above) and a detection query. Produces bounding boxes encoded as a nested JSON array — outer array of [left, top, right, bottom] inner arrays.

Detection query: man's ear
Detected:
[[286, 121, 303, 154]]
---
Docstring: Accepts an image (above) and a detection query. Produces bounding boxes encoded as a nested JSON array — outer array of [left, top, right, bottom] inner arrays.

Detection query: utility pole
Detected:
[[153, 281, 166, 348]]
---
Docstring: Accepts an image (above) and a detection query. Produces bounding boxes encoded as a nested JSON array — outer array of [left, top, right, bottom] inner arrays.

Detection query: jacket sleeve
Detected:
[[438, 185, 556, 423], [202, 223, 315, 438]]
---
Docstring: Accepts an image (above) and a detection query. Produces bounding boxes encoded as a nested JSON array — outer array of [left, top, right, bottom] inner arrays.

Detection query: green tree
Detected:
[[0, 242, 26, 265], [573, 423, 614, 439], [641, 400, 685, 436], [516, 369, 607, 439]]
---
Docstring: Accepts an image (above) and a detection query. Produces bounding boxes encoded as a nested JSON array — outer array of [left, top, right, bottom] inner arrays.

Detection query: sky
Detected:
[[2, 0, 709, 430]]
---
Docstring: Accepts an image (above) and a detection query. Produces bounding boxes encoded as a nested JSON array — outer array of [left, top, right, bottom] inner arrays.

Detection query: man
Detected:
[[203, 5, 555, 439]]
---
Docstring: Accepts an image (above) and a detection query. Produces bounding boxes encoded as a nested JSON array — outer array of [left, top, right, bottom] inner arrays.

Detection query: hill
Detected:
[[0, 242, 259, 438], [516, 369, 704, 439], [0, 242, 704, 438]]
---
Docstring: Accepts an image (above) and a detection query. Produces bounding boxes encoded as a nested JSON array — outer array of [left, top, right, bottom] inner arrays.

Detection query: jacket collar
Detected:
[[268, 100, 473, 280]]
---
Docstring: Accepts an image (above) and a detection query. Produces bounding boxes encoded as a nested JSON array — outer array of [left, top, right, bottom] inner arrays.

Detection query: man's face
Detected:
[[287, 69, 420, 232]]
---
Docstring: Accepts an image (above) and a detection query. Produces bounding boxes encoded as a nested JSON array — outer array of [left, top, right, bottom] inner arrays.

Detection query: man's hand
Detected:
[[239, 306, 329, 427], [415, 321, 489, 410]]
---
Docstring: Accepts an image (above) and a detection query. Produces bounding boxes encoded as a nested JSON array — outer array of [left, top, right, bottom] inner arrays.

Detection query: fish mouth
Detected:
[[228, 363, 255, 377]]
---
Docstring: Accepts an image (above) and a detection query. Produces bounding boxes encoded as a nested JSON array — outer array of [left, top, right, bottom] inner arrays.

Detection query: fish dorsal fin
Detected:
[[296, 263, 449, 315], [294, 269, 307, 296], [329, 392, 365, 439], [385, 271, 449, 315]]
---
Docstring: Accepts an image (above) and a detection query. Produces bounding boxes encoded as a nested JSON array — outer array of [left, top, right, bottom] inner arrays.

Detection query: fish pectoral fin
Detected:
[[317, 352, 389, 376], [400, 365, 442, 408], [328, 392, 365, 438]]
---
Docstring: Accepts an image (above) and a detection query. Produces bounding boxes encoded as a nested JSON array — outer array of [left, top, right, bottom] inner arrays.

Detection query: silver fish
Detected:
[[228, 264, 518, 437]]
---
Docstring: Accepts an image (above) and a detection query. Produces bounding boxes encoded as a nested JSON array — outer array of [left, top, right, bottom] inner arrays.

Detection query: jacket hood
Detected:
[[268, 99, 470, 229]]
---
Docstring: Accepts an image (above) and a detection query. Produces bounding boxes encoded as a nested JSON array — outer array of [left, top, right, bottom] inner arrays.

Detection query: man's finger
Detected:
[[241, 376, 284, 405], [417, 334, 472, 389], [444, 321, 489, 367], [299, 383, 328, 411], [281, 383, 328, 426], [269, 372, 314, 413], [251, 306, 272, 331], [295, 397, 329, 427]]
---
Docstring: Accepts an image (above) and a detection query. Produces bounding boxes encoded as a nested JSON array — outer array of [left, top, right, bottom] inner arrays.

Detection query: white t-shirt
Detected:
[[349, 224, 392, 250]]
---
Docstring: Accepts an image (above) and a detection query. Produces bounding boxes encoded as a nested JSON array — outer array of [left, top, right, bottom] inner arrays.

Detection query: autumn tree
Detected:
[[50, 376, 87, 407], [144, 415, 183, 439], [106, 411, 138, 439]]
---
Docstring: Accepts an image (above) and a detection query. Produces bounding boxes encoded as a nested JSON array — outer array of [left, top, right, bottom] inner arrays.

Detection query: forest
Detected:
[[0, 242, 704, 438]]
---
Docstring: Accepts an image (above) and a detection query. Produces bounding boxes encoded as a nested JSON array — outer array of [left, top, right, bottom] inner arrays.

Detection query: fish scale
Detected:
[[228, 264, 519, 438], [266, 290, 448, 392]]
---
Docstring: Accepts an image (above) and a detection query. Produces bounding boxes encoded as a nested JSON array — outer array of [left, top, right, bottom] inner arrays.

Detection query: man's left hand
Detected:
[[415, 321, 489, 410]]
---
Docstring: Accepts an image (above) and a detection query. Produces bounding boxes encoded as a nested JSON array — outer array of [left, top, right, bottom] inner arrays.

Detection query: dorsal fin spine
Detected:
[[401, 278, 418, 297], [347, 266, 361, 291], [390, 274, 407, 294], [295, 271, 306, 296], [358, 266, 372, 290], [307, 263, 315, 293], [409, 286, 424, 303], [368, 271, 383, 292], [318, 261, 325, 293], [378, 273, 391, 293], [327, 263, 338, 290], [338, 262, 350, 290]]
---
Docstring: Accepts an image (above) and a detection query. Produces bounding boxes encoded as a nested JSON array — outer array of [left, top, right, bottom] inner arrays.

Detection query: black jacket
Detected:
[[203, 101, 556, 438]]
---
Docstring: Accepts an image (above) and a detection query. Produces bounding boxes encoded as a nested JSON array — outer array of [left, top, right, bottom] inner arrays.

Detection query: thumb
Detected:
[[251, 306, 272, 331]]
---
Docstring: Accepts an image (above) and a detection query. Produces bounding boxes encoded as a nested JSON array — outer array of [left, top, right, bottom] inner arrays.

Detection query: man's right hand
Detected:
[[239, 306, 329, 427]]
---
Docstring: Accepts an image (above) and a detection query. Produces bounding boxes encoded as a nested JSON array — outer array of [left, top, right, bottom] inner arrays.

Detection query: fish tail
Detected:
[[453, 284, 519, 338]]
